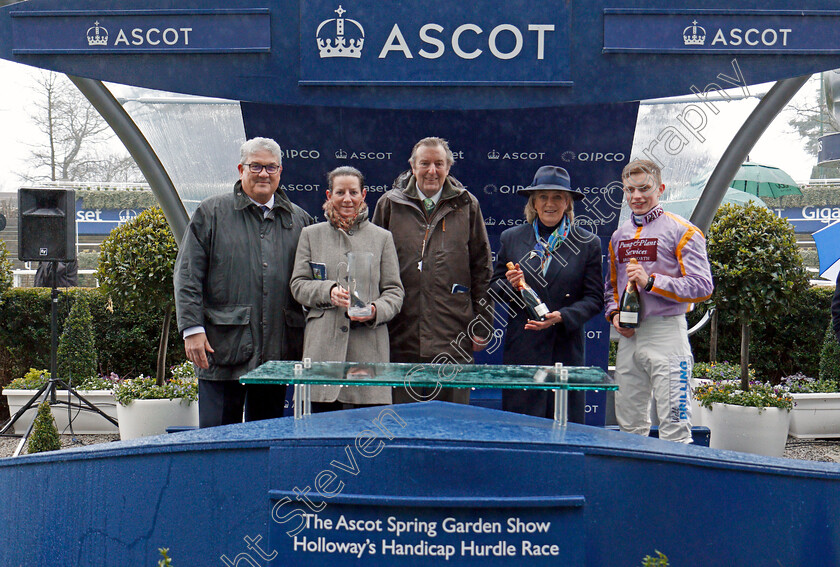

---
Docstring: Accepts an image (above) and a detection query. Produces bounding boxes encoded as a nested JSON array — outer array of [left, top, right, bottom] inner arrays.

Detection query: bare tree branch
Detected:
[[20, 71, 144, 183], [787, 77, 840, 157]]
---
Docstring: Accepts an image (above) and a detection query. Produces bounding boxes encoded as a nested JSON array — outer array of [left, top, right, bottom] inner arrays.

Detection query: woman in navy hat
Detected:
[[490, 165, 604, 422]]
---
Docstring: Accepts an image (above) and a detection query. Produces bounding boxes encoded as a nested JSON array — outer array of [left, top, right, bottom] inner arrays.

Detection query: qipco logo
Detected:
[[562, 151, 625, 162], [281, 149, 321, 159], [484, 184, 527, 194], [576, 152, 625, 162]]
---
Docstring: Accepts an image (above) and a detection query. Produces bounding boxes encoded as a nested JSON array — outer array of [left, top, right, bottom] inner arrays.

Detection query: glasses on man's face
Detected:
[[245, 163, 280, 174]]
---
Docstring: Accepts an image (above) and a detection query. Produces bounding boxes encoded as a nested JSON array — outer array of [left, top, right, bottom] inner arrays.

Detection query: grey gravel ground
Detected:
[[783, 438, 840, 462], [0, 433, 119, 458], [1, 433, 840, 461]]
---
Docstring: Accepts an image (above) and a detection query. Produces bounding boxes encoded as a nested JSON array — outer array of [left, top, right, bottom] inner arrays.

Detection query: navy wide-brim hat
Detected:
[[517, 165, 585, 201]]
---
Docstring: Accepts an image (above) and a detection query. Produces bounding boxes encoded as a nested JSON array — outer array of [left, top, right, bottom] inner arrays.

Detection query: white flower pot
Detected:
[[693, 403, 713, 429], [116, 398, 198, 440], [707, 402, 790, 457], [789, 393, 840, 439], [690, 378, 712, 427], [3, 389, 118, 434]]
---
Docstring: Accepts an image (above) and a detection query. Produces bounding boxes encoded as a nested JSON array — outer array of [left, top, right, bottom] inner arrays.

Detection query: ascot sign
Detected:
[[10, 9, 270, 53], [604, 9, 840, 53], [301, 1, 571, 86], [377, 22, 556, 61]]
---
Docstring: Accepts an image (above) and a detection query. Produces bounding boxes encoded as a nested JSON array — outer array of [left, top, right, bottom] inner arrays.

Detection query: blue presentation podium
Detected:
[[1, 399, 839, 565], [3, 1, 840, 565]]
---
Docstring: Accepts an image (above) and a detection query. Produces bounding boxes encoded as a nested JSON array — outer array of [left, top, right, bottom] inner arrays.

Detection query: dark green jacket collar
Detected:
[[233, 180, 294, 213]]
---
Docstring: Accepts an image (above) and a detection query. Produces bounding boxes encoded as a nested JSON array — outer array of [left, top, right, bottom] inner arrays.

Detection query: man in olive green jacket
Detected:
[[174, 137, 313, 427], [372, 137, 494, 404]]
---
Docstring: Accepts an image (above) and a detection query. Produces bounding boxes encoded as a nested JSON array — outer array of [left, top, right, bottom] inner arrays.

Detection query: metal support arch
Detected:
[[690, 74, 811, 235], [67, 75, 188, 244]]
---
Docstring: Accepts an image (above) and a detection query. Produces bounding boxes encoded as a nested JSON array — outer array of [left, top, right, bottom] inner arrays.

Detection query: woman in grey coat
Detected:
[[291, 166, 404, 410]]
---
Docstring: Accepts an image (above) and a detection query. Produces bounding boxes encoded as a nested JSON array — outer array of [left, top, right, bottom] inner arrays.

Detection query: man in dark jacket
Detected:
[[372, 137, 493, 404], [174, 137, 313, 427]]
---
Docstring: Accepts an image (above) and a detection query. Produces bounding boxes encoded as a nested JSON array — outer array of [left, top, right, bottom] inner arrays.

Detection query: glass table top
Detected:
[[240, 361, 615, 391]]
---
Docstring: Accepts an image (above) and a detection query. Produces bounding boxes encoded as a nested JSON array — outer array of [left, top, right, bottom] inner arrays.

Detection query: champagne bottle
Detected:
[[506, 262, 549, 321], [618, 258, 641, 328]]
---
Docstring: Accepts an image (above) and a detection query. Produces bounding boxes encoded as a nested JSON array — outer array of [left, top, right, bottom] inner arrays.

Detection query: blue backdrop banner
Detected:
[[11, 9, 271, 54], [605, 9, 840, 54], [6, 1, 840, 107], [242, 101, 639, 424]]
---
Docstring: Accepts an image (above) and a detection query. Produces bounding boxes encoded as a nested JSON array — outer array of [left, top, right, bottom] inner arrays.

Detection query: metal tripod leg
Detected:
[[51, 378, 119, 427], [0, 380, 52, 437], [1, 278, 119, 453]]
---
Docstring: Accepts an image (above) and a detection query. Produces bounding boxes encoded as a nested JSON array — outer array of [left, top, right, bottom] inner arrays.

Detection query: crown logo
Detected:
[[487, 149, 500, 160], [317, 6, 365, 59], [484, 217, 497, 226], [335, 148, 348, 159], [87, 21, 108, 46], [683, 20, 706, 46]]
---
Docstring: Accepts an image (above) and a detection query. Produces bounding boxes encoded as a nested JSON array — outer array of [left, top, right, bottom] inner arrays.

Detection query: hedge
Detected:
[[77, 189, 157, 211], [689, 285, 834, 382], [820, 321, 840, 381], [760, 184, 840, 208], [56, 293, 97, 385], [0, 287, 183, 388]]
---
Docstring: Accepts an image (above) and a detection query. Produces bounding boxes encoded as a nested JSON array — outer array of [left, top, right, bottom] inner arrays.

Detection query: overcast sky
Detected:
[[0, 58, 820, 194], [0, 60, 43, 192]]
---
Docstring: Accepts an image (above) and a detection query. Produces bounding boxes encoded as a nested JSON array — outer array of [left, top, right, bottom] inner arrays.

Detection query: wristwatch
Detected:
[[644, 275, 655, 292]]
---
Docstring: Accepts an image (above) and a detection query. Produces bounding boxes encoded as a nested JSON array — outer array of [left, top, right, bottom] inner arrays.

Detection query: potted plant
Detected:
[[770, 321, 840, 439], [97, 207, 178, 386], [97, 208, 193, 440], [3, 369, 120, 434], [114, 361, 198, 440], [693, 380, 793, 457], [691, 362, 756, 427], [3, 291, 121, 434], [782, 371, 840, 439], [56, 293, 97, 388], [27, 401, 61, 454], [701, 203, 806, 457], [707, 203, 809, 388]]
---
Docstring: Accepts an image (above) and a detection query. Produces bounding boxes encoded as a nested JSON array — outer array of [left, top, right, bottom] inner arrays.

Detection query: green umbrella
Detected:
[[661, 187, 768, 219], [729, 162, 802, 198]]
